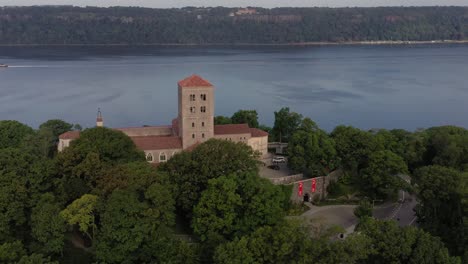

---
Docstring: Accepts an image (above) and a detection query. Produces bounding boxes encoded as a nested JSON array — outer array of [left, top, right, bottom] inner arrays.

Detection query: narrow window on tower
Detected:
[[201, 106, 206, 113], [192, 122, 195, 127], [190, 107, 195, 113], [190, 94, 196, 101], [201, 94, 206, 101], [202, 122, 205, 127], [192, 134, 195, 139], [202, 133, 205, 138]]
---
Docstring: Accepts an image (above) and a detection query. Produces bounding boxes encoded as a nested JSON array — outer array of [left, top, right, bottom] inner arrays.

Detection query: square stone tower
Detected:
[[177, 75, 215, 149]]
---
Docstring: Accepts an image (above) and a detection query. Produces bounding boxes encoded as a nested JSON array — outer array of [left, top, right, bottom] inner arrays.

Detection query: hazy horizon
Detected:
[[0, 0, 467, 8]]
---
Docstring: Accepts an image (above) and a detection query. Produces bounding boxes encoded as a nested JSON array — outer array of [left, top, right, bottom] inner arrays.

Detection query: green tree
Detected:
[[60, 194, 98, 241], [39, 119, 74, 139], [359, 150, 408, 199], [357, 218, 460, 264], [95, 186, 175, 263], [57, 127, 145, 201], [424, 126, 468, 170], [58, 127, 144, 166], [36, 119, 74, 157], [272, 107, 303, 143], [158, 139, 259, 218], [214, 220, 371, 264], [414, 166, 466, 256], [0, 120, 34, 149], [30, 193, 66, 255], [192, 172, 286, 243], [331, 125, 380, 175], [372, 129, 405, 158], [354, 199, 373, 219], [288, 118, 337, 176], [0, 149, 33, 241], [214, 116, 232, 125], [95, 161, 163, 198], [17, 254, 59, 264], [20, 128, 55, 158], [0, 241, 27, 263], [231, 110, 259, 128]]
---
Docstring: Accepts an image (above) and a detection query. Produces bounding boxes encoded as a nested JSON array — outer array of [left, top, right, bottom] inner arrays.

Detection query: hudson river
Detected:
[[1, 44, 467, 131]]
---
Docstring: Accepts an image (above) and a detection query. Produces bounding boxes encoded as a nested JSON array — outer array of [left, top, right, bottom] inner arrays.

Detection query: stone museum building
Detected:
[[58, 74, 268, 163]]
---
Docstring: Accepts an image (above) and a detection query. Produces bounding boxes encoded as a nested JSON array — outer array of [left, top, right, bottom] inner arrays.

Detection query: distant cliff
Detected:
[[0, 6, 467, 45]]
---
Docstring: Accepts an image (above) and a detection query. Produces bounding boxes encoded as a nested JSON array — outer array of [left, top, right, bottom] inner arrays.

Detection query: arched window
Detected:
[[160, 152, 167, 162], [192, 134, 195, 139], [192, 122, 195, 127], [201, 94, 207, 101], [202, 122, 205, 127], [146, 153, 153, 162]]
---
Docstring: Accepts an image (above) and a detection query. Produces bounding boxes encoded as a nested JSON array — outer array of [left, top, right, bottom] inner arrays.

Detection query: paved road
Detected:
[[299, 192, 417, 236]]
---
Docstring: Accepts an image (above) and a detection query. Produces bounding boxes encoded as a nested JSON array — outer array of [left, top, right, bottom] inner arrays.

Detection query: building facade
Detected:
[[58, 75, 268, 163]]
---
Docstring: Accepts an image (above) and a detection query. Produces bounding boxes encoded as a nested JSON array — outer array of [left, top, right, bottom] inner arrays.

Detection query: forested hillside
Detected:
[[0, 6, 467, 44]]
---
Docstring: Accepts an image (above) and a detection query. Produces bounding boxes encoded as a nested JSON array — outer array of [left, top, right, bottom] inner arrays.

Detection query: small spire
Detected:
[[96, 108, 104, 127]]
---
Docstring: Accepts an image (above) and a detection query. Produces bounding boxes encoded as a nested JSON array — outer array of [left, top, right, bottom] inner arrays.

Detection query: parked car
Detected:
[[272, 156, 286, 163], [267, 164, 280, 170]]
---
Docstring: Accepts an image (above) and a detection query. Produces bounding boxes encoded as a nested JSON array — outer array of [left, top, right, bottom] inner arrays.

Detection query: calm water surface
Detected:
[[0, 45, 467, 131]]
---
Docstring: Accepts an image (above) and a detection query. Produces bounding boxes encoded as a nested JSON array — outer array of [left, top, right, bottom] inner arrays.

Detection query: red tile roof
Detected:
[[59, 131, 80, 140], [214, 124, 251, 135], [130, 136, 182, 150], [178, 74, 213, 87], [250, 128, 269, 137]]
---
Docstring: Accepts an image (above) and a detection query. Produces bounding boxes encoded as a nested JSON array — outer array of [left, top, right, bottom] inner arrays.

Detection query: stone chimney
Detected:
[[96, 108, 104, 127]]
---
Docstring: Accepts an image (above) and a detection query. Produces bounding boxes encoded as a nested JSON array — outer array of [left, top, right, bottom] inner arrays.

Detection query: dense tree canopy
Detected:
[[413, 166, 466, 256], [0, 6, 468, 44], [288, 118, 337, 176], [214, 116, 232, 125], [58, 127, 144, 165], [94, 187, 175, 263], [192, 172, 286, 243], [331, 125, 380, 174], [1, 116, 467, 262], [231, 110, 259, 128], [356, 218, 460, 264], [0, 120, 34, 149], [158, 139, 259, 218], [272, 107, 303, 143], [359, 150, 408, 199]]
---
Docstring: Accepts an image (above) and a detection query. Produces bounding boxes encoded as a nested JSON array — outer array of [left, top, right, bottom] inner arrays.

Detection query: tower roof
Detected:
[[178, 74, 213, 88]]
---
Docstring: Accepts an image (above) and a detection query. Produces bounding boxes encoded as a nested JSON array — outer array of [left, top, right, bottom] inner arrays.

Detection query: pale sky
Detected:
[[0, 0, 467, 8]]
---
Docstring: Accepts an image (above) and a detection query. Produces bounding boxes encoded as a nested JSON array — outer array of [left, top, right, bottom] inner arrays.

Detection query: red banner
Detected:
[[311, 178, 317, 193], [298, 182, 303, 196]]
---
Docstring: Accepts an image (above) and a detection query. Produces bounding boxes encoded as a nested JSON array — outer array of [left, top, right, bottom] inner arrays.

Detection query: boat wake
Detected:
[[8, 65, 56, 68]]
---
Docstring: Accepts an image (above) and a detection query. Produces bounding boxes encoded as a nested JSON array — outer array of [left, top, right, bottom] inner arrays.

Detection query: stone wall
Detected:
[[116, 126, 173, 137], [248, 136, 268, 157], [269, 174, 304, 185], [289, 176, 330, 203]]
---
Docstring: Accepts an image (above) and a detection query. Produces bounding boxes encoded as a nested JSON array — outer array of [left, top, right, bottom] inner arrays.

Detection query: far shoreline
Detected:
[[1, 40, 468, 47]]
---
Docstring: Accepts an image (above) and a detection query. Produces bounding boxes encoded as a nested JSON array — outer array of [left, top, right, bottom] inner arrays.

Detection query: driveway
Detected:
[[292, 204, 359, 236]]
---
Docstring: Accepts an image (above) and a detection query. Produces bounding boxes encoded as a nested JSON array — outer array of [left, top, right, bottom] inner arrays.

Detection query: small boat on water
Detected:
[[0, 64, 8, 68]]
